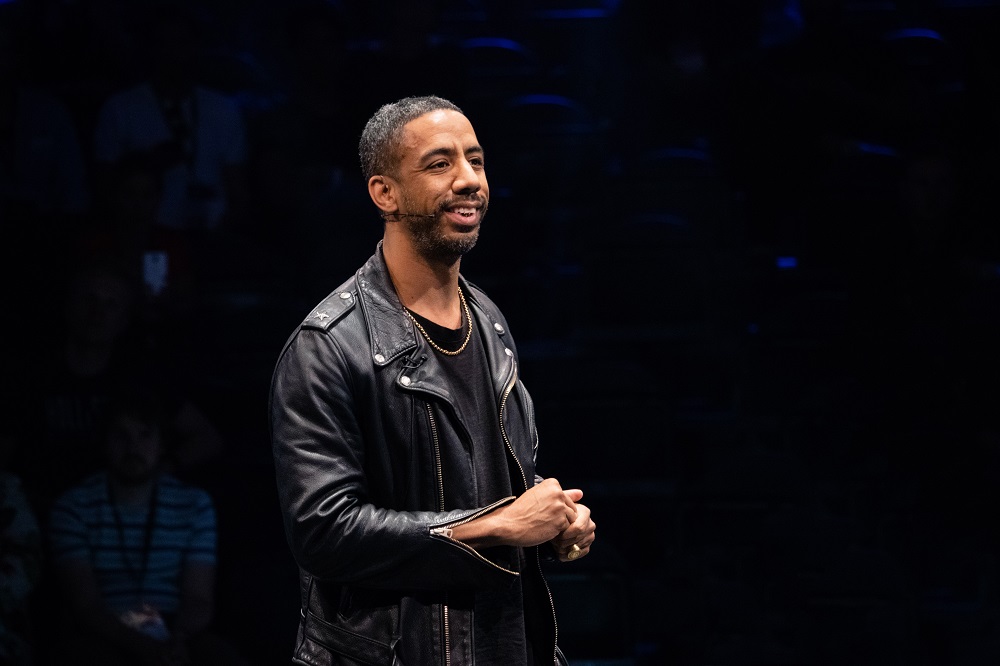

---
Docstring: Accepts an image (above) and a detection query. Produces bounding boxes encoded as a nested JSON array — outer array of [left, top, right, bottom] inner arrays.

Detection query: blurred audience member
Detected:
[[92, 5, 249, 235], [3, 262, 224, 521], [46, 390, 246, 665], [81, 151, 200, 337], [0, 472, 41, 666]]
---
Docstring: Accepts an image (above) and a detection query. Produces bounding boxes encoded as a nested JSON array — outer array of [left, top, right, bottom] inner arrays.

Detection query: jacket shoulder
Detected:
[[301, 280, 358, 332]]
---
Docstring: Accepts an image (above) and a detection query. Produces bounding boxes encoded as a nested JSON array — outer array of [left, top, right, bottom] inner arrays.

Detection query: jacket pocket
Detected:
[[297, 584, 400, 666]]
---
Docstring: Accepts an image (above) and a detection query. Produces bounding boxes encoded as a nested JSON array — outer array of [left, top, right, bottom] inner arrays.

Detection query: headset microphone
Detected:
[[384, 212, 438, 220]]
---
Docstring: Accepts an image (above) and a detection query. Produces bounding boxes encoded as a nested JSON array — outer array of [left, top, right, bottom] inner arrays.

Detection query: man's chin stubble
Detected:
[[407, 218, 481, 263]]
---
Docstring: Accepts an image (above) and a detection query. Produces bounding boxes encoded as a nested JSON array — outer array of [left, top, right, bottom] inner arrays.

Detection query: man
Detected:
[[92, 6, 249, 232], [47, 390, 245, 665], [269, 95, 596, 665]]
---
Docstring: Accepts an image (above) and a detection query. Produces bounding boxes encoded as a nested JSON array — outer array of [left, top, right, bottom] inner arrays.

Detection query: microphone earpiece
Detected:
[[385, 212, 437, 220]]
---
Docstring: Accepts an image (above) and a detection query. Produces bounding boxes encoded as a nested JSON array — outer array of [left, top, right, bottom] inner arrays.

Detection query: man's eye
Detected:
[[470, 158, 485, 168], [429, 161, 448, 170]]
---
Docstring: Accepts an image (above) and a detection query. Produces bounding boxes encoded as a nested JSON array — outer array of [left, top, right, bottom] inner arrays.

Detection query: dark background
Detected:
[[4, 0, 1000, 663]]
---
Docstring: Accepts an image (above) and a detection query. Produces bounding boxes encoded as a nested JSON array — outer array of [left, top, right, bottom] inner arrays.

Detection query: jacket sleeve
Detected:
[[269, 329, 517, 591]]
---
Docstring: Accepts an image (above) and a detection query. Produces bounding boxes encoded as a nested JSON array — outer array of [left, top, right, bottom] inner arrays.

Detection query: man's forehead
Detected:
[[400, 109, 481, 153]]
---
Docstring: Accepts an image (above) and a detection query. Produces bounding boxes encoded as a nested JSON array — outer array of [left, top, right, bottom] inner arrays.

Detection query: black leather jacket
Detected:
[[269, 245, 565, 665]]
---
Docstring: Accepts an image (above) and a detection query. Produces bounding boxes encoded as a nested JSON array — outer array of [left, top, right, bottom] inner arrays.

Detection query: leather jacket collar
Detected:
[[354, 242, 499, 368]]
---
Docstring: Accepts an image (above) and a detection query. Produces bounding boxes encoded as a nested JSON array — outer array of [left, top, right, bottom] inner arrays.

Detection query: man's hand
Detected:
[[550, 489, 596, 562], [450, 478, 578, 548]]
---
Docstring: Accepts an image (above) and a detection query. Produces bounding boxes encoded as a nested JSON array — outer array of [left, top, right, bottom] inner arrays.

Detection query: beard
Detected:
[[400, 195, 488, 264], [110, 454, 161, 486]]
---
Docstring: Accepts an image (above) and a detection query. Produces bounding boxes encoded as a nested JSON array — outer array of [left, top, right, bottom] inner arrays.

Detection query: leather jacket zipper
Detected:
[[499, 356, 560, 664], [429, 498, 519, 574], [443, 604, 451, 666], [499, 364, 529, 491], [422, 353, 556, 663], [425, 402, 451, 666], [427, 403, 446, 512]]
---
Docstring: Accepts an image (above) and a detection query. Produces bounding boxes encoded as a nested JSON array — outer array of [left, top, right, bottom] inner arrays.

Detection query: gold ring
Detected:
[[567, 544, 582, 561]]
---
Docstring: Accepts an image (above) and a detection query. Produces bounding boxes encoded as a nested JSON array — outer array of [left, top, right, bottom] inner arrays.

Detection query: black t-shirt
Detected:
[[406, 309, 532, 665]]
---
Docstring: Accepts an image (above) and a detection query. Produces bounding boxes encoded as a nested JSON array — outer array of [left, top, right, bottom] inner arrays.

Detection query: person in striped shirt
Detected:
[[47, 389, 245, 665]]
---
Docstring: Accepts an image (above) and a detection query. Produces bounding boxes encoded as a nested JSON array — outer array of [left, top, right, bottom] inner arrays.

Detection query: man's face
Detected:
[[106, 414, 163, 486], [391, 109, 489, 262], [67, 274, 133, 346]]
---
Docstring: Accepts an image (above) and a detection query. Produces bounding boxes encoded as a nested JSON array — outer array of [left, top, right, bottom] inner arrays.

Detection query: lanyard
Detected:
[[154, 88, 199, 171], [108, 479, 159, 602]]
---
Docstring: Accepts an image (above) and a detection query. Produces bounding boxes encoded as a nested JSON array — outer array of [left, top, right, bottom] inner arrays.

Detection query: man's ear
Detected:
[[368, 175, 398, 216]]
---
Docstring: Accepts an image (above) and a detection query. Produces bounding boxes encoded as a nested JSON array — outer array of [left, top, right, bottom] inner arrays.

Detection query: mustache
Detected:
[[438, 195, 487, 212], [384, 196, 488, 221]]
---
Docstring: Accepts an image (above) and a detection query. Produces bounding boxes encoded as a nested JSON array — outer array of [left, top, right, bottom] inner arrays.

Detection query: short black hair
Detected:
[[358, 95, 463, 181]]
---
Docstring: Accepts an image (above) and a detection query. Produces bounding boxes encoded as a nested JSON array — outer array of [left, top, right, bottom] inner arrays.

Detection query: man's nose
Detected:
[[453, 159, 482, 194]]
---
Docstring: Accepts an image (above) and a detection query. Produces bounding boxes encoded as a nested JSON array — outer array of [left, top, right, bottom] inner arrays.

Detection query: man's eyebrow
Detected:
[[418, 145, 485, 163], [418, 147, 454, 163]]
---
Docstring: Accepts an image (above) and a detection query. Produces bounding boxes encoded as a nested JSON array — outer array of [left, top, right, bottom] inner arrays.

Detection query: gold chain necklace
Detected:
[[404, 287, 473, 356]]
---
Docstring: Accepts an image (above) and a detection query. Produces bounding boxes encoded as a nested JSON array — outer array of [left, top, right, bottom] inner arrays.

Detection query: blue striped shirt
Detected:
[[48, 472, 216, 615]]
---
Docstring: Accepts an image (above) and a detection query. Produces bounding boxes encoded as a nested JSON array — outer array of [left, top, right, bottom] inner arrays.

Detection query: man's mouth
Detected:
[[449, 206, 478, 219], [441, 197, 486, 217]]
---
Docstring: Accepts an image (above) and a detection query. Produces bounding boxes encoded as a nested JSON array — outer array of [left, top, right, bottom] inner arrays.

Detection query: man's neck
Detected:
[[109, 476, 158, 507], [382, 235, 463, 328]]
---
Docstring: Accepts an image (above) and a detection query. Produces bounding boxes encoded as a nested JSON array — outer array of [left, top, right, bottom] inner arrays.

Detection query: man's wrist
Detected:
[[451, 510, 506, 548]]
